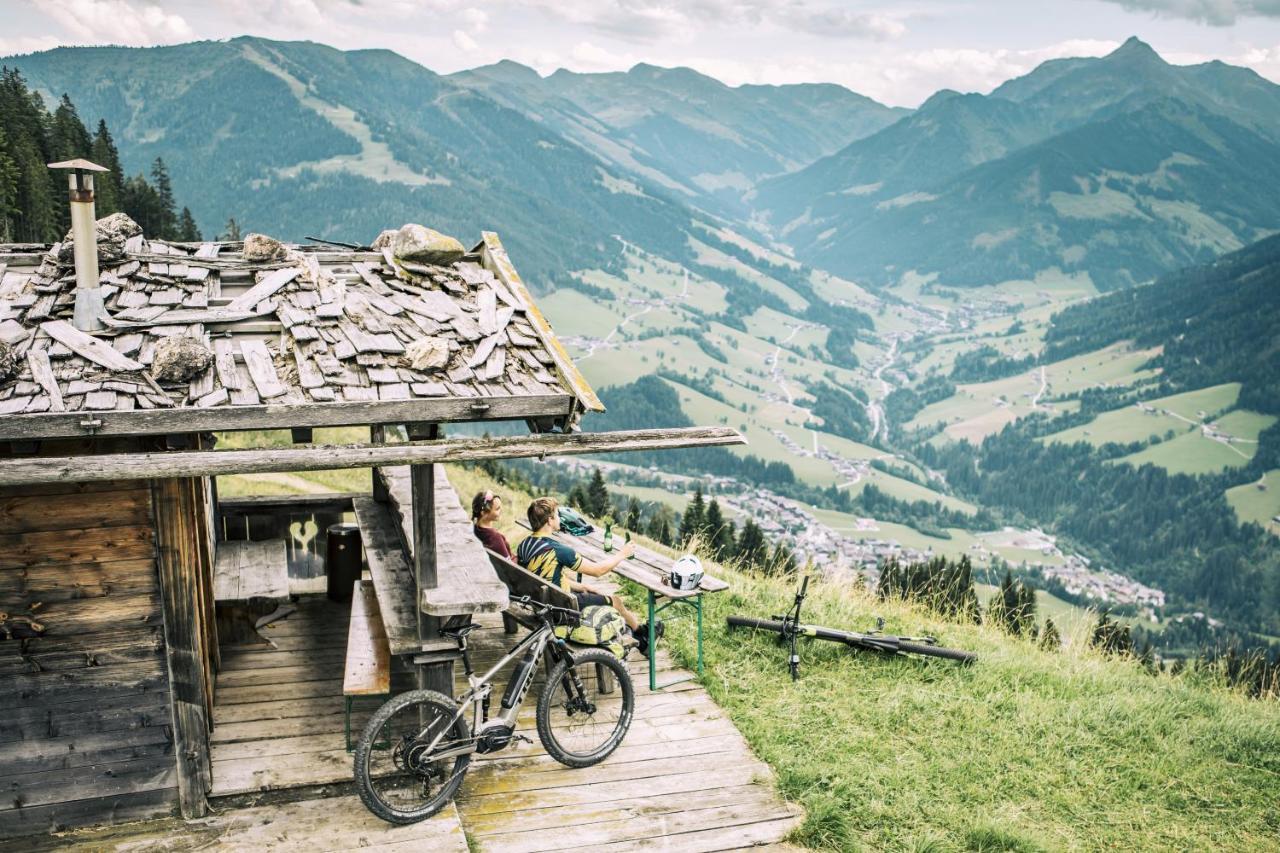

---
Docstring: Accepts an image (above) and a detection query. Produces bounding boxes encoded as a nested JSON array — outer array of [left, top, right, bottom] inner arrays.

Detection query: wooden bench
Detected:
[[350, 496, 421, 658], [343, 579, 391, 750], [213, 539, 290, 644]]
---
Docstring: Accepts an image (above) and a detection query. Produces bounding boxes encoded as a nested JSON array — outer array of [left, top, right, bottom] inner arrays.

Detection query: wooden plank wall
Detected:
[[152, 476, 217, 818], [0, 480, 179, 839]]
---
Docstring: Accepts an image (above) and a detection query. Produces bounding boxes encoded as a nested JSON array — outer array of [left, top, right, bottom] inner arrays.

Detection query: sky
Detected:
[[2, 0, 1280, 106]]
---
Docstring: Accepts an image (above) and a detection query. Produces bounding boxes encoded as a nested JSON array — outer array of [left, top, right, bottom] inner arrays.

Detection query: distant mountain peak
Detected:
[[1106, 36, 1165, 64], [918, 89, 965, 111], [467, 58, 542, 82]]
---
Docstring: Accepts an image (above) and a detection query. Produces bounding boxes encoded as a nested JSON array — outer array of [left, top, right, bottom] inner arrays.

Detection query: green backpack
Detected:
[[555, 604, 629, 659]]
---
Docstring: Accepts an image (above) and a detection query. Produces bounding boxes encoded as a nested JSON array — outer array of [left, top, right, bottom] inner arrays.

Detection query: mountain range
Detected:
[[8, 36, 1279, 293], [756, 37, 1280, 289]]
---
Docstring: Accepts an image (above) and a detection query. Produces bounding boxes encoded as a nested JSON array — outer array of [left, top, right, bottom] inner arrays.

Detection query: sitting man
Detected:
[[517, 496, 662, 656]]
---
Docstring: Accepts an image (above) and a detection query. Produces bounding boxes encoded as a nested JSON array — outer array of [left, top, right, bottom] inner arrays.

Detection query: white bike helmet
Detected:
[[669, 554, 704, 591]]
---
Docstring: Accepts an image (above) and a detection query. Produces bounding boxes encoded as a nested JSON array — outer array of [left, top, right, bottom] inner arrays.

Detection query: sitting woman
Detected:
[[471, 490, 513, 561], [516, 496, 661, 656]]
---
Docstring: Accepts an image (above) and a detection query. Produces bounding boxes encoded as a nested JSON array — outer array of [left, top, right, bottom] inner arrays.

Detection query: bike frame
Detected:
[[416, 618, 566, 760]]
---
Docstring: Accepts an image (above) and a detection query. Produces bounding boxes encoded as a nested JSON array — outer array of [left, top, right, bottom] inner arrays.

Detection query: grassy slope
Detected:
[[1225, 470, 1280, 530], [660, 568, 1280, 851]]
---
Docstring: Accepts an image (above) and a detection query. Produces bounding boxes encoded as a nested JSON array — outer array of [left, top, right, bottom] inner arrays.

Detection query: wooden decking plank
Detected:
[[463, 783, 780, 836], [583, 815, 801, 852], [211, 711, 347, 744], [209, 746, 354, 796], [215, 678, 344, 705], [479, 800, 799, 852], [52, 794, 466, 852], [211, 732, 345, 763], [458, 765, 761, 817]]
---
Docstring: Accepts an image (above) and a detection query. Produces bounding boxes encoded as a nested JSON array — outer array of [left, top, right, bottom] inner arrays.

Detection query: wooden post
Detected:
[[370, 424, 388, 503], [408, 423, 452, 697], [152, 476, 213, 818]]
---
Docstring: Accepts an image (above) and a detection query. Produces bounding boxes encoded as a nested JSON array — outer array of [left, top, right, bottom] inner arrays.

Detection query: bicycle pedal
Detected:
[[514, 734, 533, 745]]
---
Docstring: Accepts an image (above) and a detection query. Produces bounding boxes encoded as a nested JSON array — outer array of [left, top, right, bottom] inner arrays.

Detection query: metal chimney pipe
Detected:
[[48, 159, 110, 332]]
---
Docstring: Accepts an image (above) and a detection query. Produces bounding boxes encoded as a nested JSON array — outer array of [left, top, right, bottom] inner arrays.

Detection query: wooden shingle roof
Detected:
[[0, 229, 599, 440]]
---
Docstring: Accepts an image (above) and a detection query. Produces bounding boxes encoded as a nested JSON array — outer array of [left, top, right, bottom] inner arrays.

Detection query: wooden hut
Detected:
[[0, 223, 740, 840]]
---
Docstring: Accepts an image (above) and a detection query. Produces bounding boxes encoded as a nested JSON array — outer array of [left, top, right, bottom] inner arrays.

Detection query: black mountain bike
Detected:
[[354, 596, 634, 824], [727, 576, 977, 680]]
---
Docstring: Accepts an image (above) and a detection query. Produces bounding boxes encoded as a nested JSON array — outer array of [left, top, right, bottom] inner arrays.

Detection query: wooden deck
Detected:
[[455, 605, 802, 851], [40, 592, 798, 851]]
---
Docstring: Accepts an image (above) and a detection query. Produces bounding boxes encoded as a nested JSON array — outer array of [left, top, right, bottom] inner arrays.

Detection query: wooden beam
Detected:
[[479, 232, 604, 413], [150, 477, 212, 819], [407, 424, 452, 698], [0, 393, 575, 441], [0, 426, 745, 485]]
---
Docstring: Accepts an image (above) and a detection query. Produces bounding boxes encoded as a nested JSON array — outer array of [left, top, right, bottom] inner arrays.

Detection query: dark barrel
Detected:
[[326, 523, 362, 601]]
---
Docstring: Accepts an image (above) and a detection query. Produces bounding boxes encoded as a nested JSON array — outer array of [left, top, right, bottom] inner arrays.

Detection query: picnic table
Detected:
[[517, 519, 728, 690]]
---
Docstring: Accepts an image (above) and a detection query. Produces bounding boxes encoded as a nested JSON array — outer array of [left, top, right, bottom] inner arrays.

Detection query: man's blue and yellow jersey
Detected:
[[516, 533, 582, 593]]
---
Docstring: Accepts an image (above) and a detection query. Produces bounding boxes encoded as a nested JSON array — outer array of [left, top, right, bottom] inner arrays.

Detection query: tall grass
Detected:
[[655, 566, 1280, 851]]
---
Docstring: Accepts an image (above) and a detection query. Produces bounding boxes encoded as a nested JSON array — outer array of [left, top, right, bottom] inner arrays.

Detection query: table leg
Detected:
[[695, 593, 704, 676], [648, 589, 658, 693]]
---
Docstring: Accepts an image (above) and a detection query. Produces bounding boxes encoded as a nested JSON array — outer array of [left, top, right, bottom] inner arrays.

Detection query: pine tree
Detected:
[[735, 519, 767, 569], [49, 95, 92, 161], [220, 216, 242, 240], [1039, 617, 1061, 651], [150, 157, 178, 239], [122, 173, 163, 235], [680, 487, 706, 545], [0, 124, 19, 243], [567, 484, 588, 514], [768, 542, 798, 576], [1091, 611, 1133, 656], [0, 68, 59, 242], [988, 570, 1036, 636], [90, 119, 123, 216], [176, 207, 201, 241], [704, 498, 730, 558], [585, 468, 610, 519], [625, 497, 641, 533]]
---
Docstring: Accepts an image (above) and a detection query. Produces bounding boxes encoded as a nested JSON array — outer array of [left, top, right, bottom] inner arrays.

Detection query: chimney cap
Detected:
[[47, 158, 109, 172]]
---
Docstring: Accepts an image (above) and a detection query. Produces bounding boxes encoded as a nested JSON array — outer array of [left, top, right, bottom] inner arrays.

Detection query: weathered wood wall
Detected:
[[0, 479, 179, 839]]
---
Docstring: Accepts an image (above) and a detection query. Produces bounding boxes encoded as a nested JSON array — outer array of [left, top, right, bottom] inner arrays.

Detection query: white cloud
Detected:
[[677, 39, 1122, 106], [0, 35, 63, 57], [460, 7, 489, 32], [528, 1, 907, 44], [38, 0, 193, 46], [452, 29, 479, 52], [1098, 0, 1280, 25]]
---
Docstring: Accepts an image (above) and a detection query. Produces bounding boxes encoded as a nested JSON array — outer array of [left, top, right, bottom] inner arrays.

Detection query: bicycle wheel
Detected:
[[537, 647, 634, 768], [726, 615, 785, 634], [897, 641, 977, 664], [354, 689, 472, 824]]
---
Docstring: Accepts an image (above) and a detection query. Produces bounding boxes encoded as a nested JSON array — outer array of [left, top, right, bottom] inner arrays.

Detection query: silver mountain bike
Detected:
[[353, 596, 635, 824]]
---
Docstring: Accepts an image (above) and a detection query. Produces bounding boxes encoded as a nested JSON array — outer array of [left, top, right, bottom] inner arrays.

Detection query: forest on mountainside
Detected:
[[1043, 233, 1280, 414], [0, 68, 198, 244]]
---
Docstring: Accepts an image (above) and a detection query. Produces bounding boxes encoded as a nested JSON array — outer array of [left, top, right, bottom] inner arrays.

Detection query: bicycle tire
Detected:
[[896, 641, 977, 664], [726, 615, 785, 633], [537, 648, 634, 768], [354, 689, 471, 824]]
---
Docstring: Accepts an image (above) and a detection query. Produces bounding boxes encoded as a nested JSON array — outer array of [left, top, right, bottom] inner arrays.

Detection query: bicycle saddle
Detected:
[[440, 623, 478, 641]]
